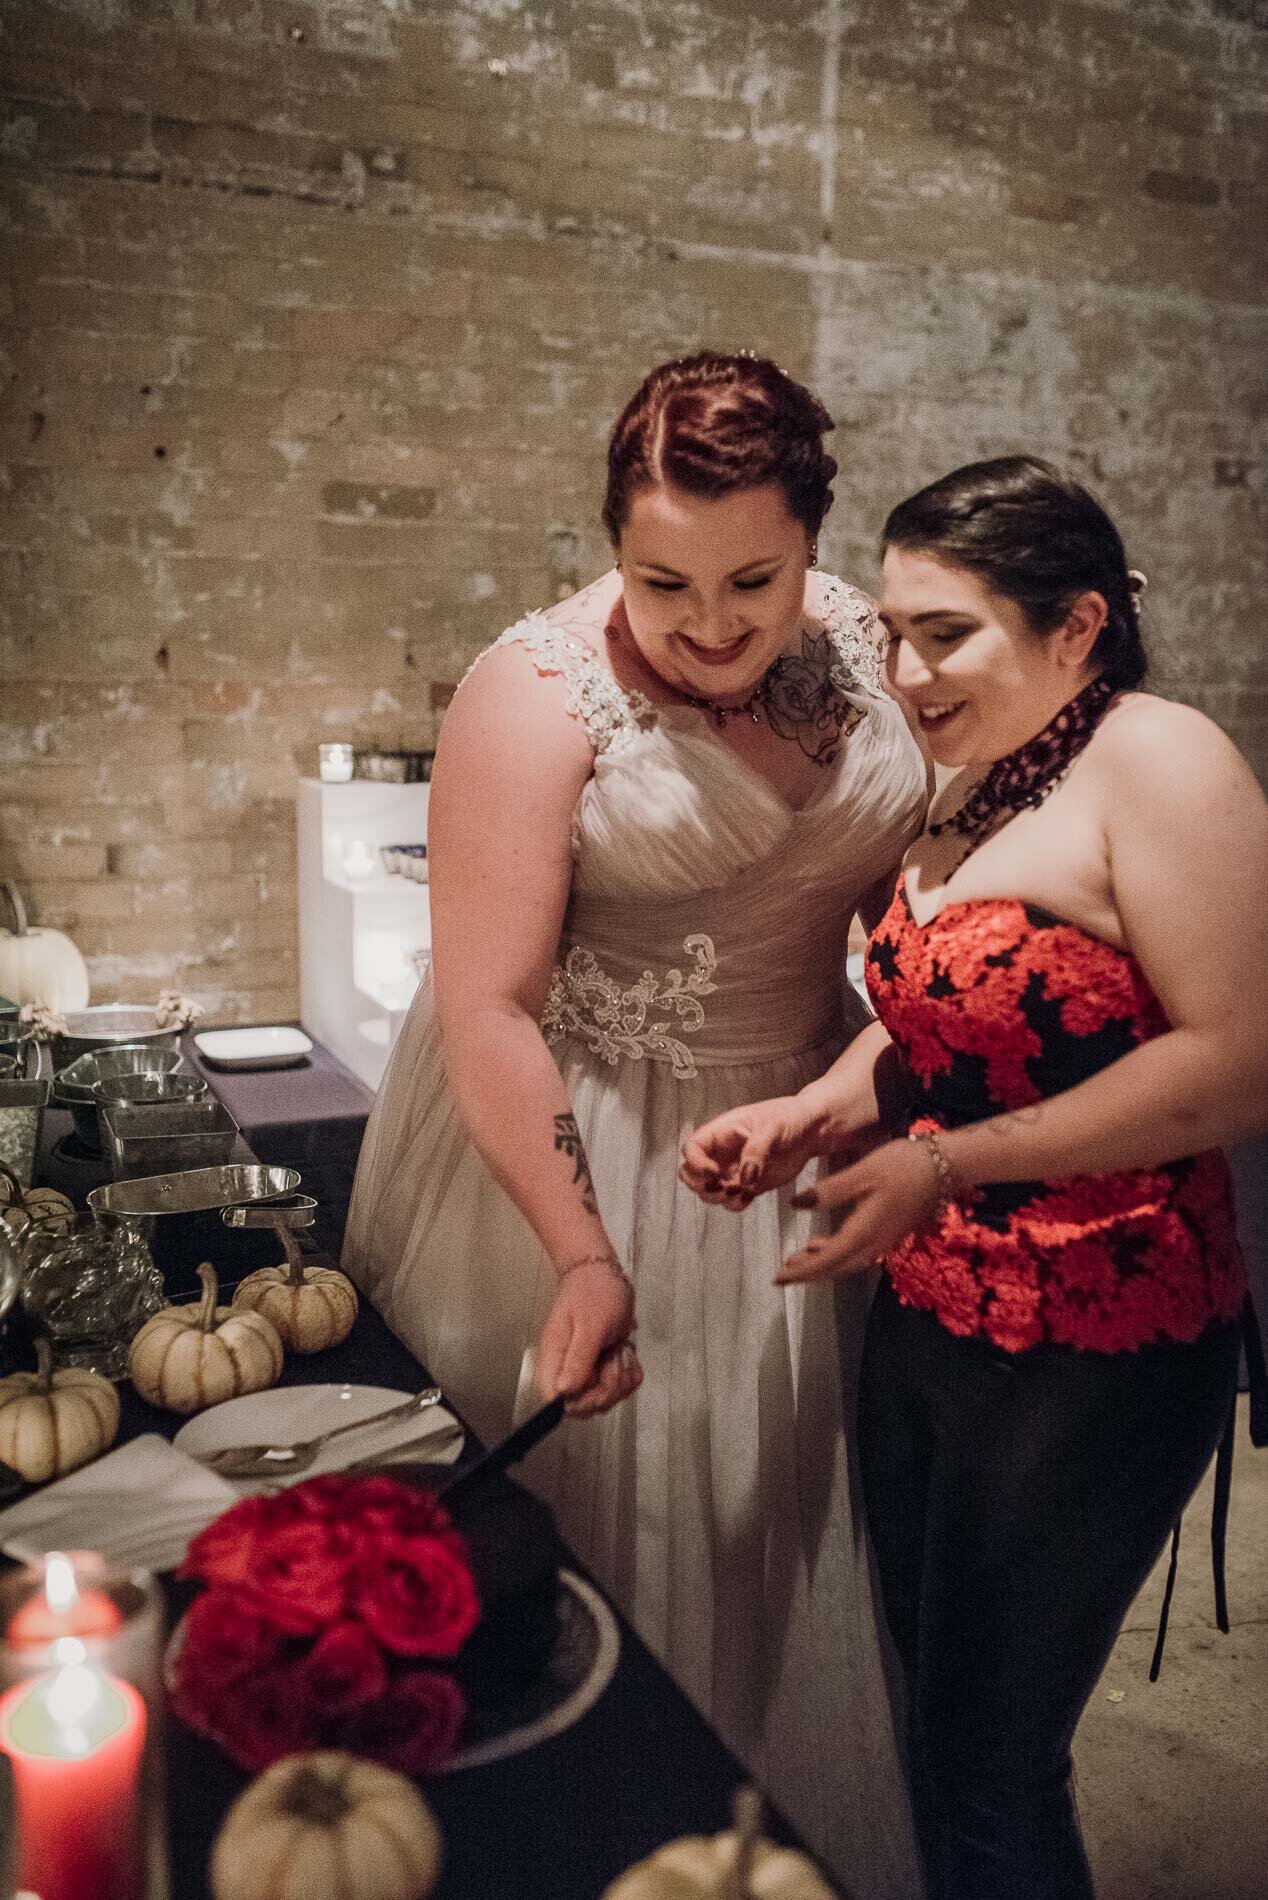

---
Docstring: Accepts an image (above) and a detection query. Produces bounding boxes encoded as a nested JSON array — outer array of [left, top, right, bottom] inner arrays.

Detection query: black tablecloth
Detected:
[[26, 1100, 789, 1900], [179, 1027, 373, 1249]]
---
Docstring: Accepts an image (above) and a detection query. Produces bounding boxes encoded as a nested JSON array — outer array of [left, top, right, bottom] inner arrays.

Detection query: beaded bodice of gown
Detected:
[[494, 574, 929, 1074]]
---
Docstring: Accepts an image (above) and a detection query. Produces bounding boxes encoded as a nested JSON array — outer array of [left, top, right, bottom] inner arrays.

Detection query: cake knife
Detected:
[[437, 1395, 566, 1505]]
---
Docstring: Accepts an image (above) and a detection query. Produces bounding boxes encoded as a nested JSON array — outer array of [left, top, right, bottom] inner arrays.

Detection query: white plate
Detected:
[[173, 1384, 464, 1487], [194, 1025, 314, 1071]]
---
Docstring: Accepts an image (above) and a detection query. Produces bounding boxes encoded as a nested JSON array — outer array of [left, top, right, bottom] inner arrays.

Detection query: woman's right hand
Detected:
[[680, 1095, 829, 1206], [536, 1258, 642, 1418]]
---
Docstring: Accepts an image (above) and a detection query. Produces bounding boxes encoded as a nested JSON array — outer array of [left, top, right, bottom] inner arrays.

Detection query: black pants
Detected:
[[858, 1276, 1240, 1900]]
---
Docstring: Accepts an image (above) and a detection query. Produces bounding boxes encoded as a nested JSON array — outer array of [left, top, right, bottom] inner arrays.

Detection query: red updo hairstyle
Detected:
[[602, 351, 838, 546]]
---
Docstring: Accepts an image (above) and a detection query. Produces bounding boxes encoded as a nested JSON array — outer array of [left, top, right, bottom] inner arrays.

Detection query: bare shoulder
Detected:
[[439, 619, 592, 766], [1090, 691, 1261, 803]]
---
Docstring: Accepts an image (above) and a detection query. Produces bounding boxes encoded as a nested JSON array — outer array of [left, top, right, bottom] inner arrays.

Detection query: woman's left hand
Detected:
[[776, 1138, 941, 1285]]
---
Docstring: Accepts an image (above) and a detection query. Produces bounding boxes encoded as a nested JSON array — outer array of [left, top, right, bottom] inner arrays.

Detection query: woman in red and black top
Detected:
[[682, 457, 1268, 1900]]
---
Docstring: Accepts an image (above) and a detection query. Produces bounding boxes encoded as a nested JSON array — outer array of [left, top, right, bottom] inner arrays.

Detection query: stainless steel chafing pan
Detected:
[[87, 1163, 301, 1220]]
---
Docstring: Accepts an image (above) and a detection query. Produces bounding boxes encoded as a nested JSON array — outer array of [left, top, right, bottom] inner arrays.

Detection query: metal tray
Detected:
[[87, 1163, 300, 1219]]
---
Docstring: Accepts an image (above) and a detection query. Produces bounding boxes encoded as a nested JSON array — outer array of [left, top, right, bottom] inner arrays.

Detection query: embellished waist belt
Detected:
[[541, 932, 854, 1079]]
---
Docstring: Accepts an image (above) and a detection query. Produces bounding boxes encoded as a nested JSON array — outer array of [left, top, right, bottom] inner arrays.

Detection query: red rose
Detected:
[[354, 1532, 480, 1659], [337, 1668, 467, 1775], [170, 1589, 292, 1726], [299, 1620, 388, 1714], [170, 1596, 315, 1772], [297, 1473, 455, 1541], [208, 1658, 320, 1772], [245, 1518, 355, 1635], [180, 1488, 313, 1589]]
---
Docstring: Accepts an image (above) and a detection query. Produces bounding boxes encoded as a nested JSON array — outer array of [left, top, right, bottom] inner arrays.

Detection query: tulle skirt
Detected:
[[343, 978, 921, 1898]]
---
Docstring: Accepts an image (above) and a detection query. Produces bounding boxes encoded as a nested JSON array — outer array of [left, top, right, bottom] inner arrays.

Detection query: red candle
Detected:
[[0, 1658, 147, 1900], [8, 1590, 123, 1645], [5, 1554, 123, 1648]]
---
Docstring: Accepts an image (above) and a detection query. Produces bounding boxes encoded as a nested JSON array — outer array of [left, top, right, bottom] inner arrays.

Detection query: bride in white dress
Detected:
[[343, 354, 927, 1896]]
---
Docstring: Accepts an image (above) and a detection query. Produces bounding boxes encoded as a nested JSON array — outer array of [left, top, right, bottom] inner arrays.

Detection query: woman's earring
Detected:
[[808, 543, 818, 566], [614, 559, 622, 572]]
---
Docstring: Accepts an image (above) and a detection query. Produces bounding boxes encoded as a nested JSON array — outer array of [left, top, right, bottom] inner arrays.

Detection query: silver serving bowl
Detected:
[[93, 1072, 209, 1110], [52, 1005, 181, 1072], [54, 1044, 187, 1149], [88, 1163, 300, 1220]]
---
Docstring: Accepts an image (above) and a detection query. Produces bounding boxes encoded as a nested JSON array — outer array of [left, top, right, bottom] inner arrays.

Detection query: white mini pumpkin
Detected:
[[231, 1226, 358, 1355], [129, 1261, 283, 1414], [0, 1164, 74, 1239], [210, 1751, 442, 1900], [0, 883, 89, 1014], [603, 1790, 838, 1900], [0, 1337, 120, 1483]]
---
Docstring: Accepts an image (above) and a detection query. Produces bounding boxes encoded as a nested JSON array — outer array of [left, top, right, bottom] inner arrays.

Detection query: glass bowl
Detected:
[[20, 1213, 165, 1377]]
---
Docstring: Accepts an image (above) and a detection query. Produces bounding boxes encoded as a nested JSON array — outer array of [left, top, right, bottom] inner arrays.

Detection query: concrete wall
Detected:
[[2, 0, 1265, 1020]]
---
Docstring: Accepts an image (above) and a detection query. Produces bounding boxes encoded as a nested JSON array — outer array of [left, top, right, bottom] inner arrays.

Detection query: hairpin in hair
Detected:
[[1126, 568, 1148, 619]]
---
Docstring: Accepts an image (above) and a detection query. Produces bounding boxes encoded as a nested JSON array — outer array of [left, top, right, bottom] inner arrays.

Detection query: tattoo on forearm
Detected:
[[554, 1112, 599, 1215]]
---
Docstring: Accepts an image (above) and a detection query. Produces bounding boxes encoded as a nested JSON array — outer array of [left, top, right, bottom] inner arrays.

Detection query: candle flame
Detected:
[[45, 1662, 104, 1750], [43, 1553, 78, 1616]]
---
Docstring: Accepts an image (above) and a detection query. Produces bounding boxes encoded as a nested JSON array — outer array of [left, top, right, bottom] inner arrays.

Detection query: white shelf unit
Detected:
[[296, 778, 431, 1089]]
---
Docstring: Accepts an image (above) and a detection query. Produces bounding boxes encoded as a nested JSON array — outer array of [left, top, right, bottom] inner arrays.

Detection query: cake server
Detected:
[[438, 1395, 566, 1505]]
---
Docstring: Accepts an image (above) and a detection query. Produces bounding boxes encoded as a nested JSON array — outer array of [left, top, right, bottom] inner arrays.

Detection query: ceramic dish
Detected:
[[380, 843, 429, 883], [173, 1384, 464, 1486], [193, 1026, 313, 1071]]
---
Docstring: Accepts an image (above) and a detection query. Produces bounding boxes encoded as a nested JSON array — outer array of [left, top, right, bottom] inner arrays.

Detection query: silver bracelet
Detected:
[[908, 1129, 957, 1216]]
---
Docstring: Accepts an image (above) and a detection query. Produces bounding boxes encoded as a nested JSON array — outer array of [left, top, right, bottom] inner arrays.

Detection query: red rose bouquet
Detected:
[[170, 1473, 480, 1774]]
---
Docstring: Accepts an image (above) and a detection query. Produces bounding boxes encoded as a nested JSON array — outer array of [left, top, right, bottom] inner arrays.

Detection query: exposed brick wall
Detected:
[[1, 0, 1265, 1021]]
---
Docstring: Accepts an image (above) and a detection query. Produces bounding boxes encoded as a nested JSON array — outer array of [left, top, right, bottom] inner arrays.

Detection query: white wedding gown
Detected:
[[343, 576, 927, 1897]]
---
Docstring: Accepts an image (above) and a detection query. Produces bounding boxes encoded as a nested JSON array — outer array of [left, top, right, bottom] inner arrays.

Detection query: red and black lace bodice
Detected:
[[865, 877, 1245, 1353]]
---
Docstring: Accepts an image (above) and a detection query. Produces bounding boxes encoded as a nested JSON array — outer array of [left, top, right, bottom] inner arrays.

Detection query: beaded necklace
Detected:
[[929, 675, 1116, 862], [679, 662, 780, 728]]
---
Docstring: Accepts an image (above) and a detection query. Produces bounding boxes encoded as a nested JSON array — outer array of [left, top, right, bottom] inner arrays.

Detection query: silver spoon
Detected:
[[195, 1386, 450, 1479]]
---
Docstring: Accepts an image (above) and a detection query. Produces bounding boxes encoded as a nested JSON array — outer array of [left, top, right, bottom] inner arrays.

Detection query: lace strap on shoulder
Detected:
[[482, 613, 653, 755], [817, 575, 887, 694]]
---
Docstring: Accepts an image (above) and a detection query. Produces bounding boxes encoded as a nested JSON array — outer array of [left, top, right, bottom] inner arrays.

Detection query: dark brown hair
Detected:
[[602, 352, 837, 545], [882, 456, 1147, 691]]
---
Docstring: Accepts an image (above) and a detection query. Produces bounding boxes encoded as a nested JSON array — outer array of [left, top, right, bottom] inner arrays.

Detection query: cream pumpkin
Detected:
[[0, 1337, 119, 1483], [129, 1261, 283, 1414], [0, 1164, 74, 1239], [210, 1751, 441, 1900], [603, 1791, 837, 1900], [0, 882, 89, 1014], [231, 1226, 358, 1355]]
